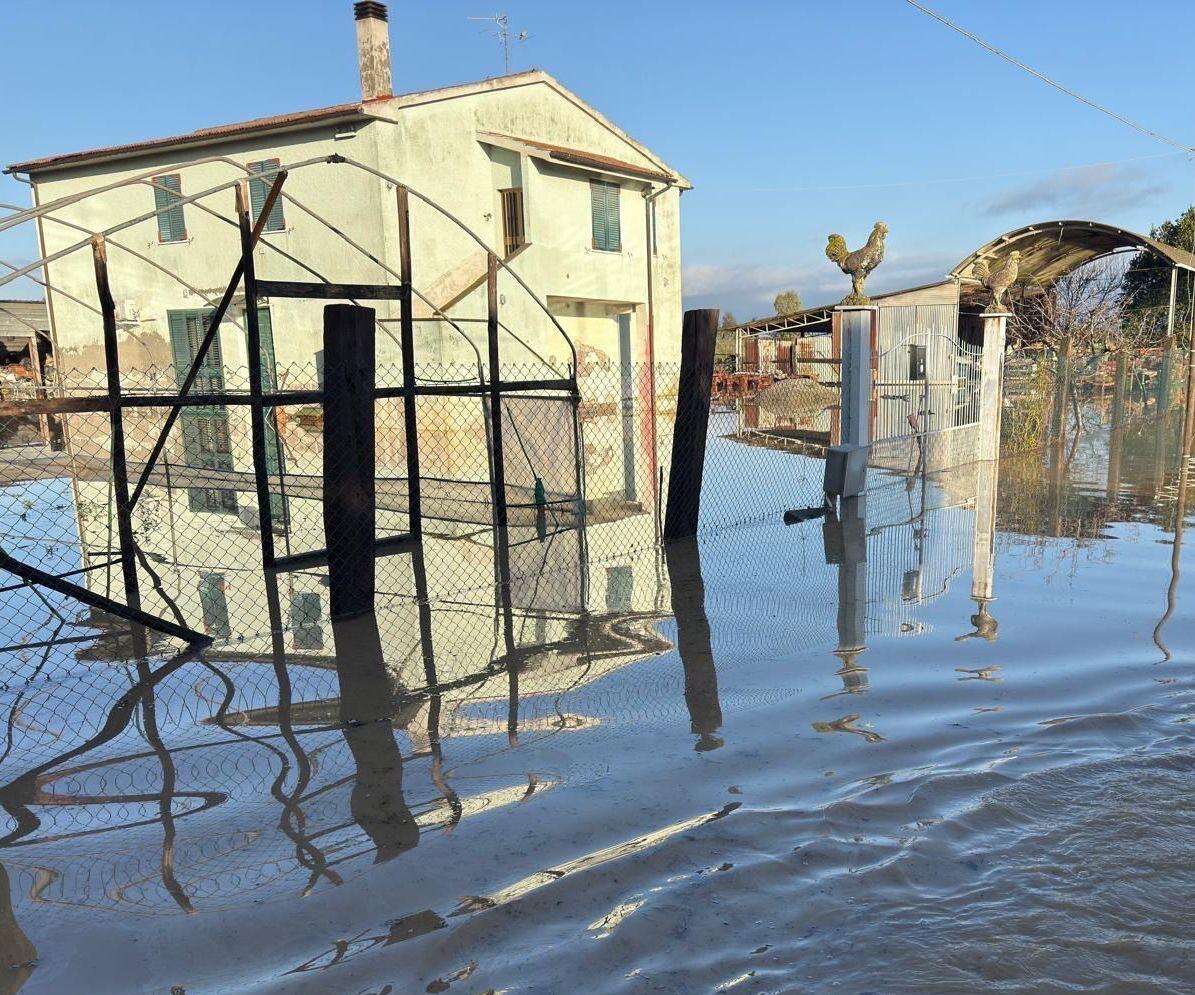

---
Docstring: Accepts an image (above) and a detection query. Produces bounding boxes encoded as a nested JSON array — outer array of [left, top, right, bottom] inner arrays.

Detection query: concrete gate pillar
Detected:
[[977, 311, 1008, 463], [824, 305, 877, 499]]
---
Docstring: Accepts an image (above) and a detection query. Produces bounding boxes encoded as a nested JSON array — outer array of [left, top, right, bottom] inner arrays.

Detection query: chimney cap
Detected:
[[354, 1, 388, 21]]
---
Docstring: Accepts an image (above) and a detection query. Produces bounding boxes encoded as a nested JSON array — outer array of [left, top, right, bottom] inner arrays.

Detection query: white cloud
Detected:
[[981, 163, 1168, 218], [682, 250, 959, 317]]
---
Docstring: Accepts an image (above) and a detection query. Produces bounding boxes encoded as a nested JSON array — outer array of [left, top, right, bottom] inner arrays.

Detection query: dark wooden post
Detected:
[[235, 182, 275, 567], [331, 611, 420, 861], [663, 308, 718, 541], [665, 537, 722, 750], [323, 304, 377, 619], [91, 235, 144, 650]]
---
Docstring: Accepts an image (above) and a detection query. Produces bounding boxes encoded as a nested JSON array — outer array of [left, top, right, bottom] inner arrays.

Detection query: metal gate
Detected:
[[873, 304, 981, 448]]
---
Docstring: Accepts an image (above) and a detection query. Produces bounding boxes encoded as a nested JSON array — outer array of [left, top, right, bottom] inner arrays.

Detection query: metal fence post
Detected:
[[235, 182, 275, 568], [91, 235, 143, 648], [395, 187, 424, 539], [486, 254, 515, 658]]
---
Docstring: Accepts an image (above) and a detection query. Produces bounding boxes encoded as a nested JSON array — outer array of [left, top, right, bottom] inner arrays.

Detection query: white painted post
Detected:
[[839, 306, 874, 449], [977, 311, 1008, 463], [824, 305, 876, 499]]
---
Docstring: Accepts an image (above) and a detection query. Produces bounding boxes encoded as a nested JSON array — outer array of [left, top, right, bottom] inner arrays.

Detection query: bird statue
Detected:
[[972, 250, 1020, 312], [825, 222, 888, 305]]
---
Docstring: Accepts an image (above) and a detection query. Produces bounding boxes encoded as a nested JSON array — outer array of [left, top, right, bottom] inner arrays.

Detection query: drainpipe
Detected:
[[643, 179, 673, 529]]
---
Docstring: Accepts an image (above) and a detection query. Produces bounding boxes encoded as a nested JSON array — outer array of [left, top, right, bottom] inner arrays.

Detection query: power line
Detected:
[[903, 0, 1193, 155]]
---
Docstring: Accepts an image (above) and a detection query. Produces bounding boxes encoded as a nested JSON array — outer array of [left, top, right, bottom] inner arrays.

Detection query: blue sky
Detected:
[[1, 0, 1193, 318]]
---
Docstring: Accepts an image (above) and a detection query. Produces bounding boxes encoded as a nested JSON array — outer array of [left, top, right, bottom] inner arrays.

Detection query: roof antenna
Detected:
[[468, 13, 529, 74]]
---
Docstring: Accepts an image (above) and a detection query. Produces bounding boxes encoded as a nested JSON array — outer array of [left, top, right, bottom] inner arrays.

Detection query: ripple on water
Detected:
[[760, 751, 1195, 993]]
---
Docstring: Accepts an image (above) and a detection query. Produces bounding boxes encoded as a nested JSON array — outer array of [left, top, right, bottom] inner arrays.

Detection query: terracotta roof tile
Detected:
[[7, 103, 366, 175]]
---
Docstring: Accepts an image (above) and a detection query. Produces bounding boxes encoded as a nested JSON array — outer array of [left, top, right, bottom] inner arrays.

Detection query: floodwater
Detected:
[[1, 409, 1194, 994]]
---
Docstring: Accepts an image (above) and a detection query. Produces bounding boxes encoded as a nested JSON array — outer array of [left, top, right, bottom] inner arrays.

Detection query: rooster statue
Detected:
[[826, 222, 888, 305], [972, 251, 1020, 312]]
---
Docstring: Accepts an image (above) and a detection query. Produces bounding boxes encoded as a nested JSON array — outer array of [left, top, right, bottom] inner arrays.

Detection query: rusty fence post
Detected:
[[91, 235, 144, 650], [663, 308, 719, 541], [235, 182, 276, 568]]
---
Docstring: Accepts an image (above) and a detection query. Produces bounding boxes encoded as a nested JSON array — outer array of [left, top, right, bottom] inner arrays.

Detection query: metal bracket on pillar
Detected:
[[825, 306, 875, 500]]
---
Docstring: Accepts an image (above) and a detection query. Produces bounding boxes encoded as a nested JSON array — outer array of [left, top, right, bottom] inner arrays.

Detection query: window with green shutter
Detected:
[[167, 309, 238, 514], [290, 592, 323, 649], [248, 159, 285, 232], [153, 174, 186, 243], [199, 573, 231, 639], [590, 180, 621, 252]]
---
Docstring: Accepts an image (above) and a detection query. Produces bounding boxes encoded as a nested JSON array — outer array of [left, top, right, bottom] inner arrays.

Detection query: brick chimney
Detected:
[[354, 2, 392, 102]]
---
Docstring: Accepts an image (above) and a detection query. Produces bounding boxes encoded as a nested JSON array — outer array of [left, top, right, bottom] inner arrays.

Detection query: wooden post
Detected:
[[665, 537, 722, 750], [663, 308, 718, 541], [235, 182, 275, 567], [91, 235, 144, 651], [395, 187, 423, 539], [331, 611, 420, 860], [323, 304, 376, 619]]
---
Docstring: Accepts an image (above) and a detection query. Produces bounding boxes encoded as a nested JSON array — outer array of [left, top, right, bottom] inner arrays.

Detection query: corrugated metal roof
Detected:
[[0, 299, 49, 340], [952, 220, 1195, 286]]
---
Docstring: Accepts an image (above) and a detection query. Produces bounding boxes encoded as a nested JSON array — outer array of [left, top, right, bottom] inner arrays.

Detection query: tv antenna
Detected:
[[468, 13, 529, 74]]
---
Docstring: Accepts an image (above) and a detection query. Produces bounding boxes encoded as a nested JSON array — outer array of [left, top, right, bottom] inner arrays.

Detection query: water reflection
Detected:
[[0, 387, 1192, 991]]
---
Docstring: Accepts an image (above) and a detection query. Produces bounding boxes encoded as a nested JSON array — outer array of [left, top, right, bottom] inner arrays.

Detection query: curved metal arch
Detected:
[[951, 219, 1195, 288], [330, 154, 578, 372], [2, 153, 571, 371]]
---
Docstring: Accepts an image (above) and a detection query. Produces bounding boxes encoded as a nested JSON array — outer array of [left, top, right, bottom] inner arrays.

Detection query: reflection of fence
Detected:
[[0, 168, 592, 654]]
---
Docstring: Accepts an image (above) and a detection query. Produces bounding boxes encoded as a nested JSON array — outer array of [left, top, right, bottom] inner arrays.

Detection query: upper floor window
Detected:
[[590, 180, 621, 252], [248, 159, 285, 232], [153, 173, 186, 243], [500, 187, 526, 257]]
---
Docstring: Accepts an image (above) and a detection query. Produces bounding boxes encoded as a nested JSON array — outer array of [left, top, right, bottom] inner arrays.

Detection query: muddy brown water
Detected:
[[0, 411, 1192, 994]]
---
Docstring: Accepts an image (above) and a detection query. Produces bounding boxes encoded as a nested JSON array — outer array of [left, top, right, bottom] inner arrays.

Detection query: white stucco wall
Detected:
[[27, 75, 684, 384]]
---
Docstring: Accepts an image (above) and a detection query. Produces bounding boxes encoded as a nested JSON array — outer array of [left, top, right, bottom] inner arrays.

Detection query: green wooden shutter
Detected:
[[604, 182, 621, 250], [591, 181, 621, 251], [591, 181, 604, 249], [199, 573, 231, 638], [248, 160, 285, 232], [167, 309, 237, 514], [154, 174, 186, 242], [290, 592, 323, 649]]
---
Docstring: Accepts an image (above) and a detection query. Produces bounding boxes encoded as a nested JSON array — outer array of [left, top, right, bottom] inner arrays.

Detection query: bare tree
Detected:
[[1008, 258, 1128, 356]]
